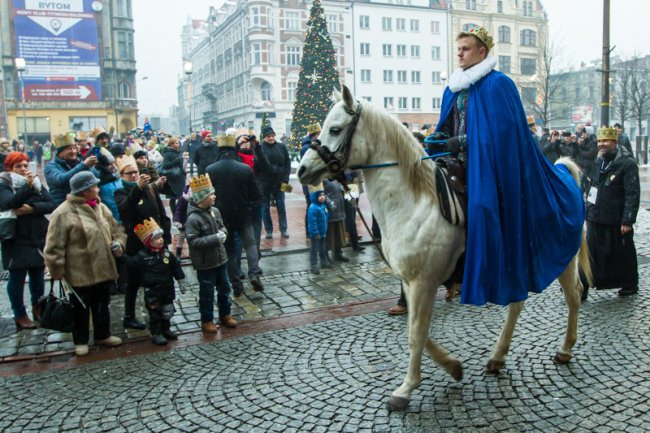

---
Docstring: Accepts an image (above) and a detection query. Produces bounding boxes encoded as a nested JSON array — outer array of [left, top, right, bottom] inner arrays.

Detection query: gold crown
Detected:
[[461, 26, 494, 51], [92, 126, 109, 140], [597, 126, 618, 141], [307, 183, 324, 194], [190, 174, 213, 192], [134, 218, 163, 244], [527, 116, 536, 126], [307, 123, 321, 135], [216, 134, 236, 147], [116, 155, 137, 174], [53, 133, 76, 148]]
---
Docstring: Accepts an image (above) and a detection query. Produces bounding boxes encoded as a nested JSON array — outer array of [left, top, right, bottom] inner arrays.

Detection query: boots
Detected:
[[15, 316, 37, 330], [333, 250, 349, 262], [162, 321, 178, 340], [32, 304, 42, 322], [321, 254, 333, 269]]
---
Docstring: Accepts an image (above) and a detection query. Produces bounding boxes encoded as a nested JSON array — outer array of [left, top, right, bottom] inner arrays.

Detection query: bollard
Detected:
[[644, 136, 649, 165], [636, 136, 642, 164]]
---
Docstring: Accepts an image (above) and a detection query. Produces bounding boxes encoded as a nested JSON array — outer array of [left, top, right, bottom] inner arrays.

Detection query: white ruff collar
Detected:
[[448, 56, 497, 92]]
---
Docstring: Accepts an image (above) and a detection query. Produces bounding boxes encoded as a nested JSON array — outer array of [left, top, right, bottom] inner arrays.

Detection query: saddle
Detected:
[[434, 157, 467, 228]]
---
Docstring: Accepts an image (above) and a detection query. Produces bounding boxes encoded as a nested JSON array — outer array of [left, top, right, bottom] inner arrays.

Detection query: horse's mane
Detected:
[[360, 101, 437, 198]]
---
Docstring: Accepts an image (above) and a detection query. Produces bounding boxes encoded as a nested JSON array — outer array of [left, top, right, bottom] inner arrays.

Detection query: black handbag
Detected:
[[39, 280, 75, 333], [0, 209, 16, 241]]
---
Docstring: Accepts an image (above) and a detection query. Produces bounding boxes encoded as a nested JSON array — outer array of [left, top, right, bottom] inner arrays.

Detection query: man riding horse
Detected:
[[431, 27, 584, 306]]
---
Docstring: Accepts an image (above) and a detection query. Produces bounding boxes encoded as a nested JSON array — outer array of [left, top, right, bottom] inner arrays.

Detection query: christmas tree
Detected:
[[260, 112, 271, 135], [289, 0, 341, 151]]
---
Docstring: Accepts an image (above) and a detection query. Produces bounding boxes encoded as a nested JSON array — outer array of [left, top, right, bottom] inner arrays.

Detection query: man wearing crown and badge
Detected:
[[582, 126, 640, 299], [122, 218, 185, 345], [429, 27, 585, 306]]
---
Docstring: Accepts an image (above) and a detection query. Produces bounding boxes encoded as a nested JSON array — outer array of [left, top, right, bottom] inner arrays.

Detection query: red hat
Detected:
[[201, 130, 212, 140], [3, 151, 29, 172]]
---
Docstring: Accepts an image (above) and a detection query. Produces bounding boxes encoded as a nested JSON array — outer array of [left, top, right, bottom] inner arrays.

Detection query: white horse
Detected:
[[297, 85, 592, 411]]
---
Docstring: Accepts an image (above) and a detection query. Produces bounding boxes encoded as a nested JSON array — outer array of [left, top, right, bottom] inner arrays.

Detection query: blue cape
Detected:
[[436, 70, 584, 306]]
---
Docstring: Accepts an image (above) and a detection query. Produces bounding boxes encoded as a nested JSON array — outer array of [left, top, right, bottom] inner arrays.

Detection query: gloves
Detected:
[[216, 230, 227, 244], [446, 135, 467, 156]]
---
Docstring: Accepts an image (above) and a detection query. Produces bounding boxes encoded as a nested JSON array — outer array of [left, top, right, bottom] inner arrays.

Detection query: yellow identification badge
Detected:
[[610, 175, 616, 182], [138, 199, 144, 205], [163, 257, 169, 264]]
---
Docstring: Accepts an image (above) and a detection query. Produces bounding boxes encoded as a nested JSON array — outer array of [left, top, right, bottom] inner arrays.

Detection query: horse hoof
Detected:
[[386, 396, 411, 411], [553, 352, 572, 364], [448, 360, 463, 382], [485, 359, 505, 373]]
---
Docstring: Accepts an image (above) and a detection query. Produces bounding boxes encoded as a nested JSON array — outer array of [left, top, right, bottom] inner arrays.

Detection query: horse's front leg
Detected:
[[486, 300, 525, 373], [554, 259, 582, 364], [387, 280, 436, 411]]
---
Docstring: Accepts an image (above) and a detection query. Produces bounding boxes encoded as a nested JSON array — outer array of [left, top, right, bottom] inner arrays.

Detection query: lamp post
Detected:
[[183, 61, 193, 134], [15, 58, 27, 147]]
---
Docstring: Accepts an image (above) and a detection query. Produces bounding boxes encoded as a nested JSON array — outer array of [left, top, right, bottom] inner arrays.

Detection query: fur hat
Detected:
[[261, 126, 275, 139], [53, 133, 76, 154], [216, 134, 236, 147], [0, 137, 9, 147], [134, 217, 164, 245], [116, 155, 138, 174], [189, 175, 215, 203], [69, 171, 99, 195]]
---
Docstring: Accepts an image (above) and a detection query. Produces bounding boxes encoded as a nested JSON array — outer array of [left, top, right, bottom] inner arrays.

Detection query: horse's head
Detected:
[[297, 85, 369, 185]]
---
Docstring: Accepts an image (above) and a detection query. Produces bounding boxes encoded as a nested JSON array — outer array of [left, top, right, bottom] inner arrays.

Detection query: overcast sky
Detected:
[[132, 0, 648, 115]]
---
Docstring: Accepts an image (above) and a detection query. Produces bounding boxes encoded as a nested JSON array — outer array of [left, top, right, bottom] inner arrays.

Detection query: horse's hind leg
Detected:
[[555, 258, 582, 364], [387, 280, 440, 411], [486, 301, 524, 373]]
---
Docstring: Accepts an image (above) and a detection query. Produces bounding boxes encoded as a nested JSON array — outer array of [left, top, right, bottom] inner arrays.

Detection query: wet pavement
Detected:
[[0, 169, 649, 431]]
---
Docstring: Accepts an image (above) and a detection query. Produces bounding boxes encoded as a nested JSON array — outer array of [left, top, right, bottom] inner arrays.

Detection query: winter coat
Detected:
[[260, 139, 291, 194], [236, 144, 271, 206], [575, 135, 598, 174], [122, 247, 184, 298], [137, 161, 159, 183], [586, 146, 640, 226], [115, 181, 171, 255], [307, 191, 328, 238], [185, 203, 228, 270], [323, 179, 345, 222], [44, 157, 91, 205], [44, 195, 126, 287], [205, 148, 262, 228], [173, 185, 191, 227], [619, 133, 634, 156], [193, 141, 220, 175], [300, 136, 314, 196], [0, 173, 56, 269], [542, 138, 562, 163], [158, 147, 186, 198], [98, 178, 124, 224]]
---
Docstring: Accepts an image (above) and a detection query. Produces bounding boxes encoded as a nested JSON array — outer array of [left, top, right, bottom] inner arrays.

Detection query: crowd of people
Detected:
[[0, 122, 368, 356]]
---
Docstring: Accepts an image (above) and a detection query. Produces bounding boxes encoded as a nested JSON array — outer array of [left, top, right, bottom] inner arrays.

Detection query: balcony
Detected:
[[202, 83, 219, 100]]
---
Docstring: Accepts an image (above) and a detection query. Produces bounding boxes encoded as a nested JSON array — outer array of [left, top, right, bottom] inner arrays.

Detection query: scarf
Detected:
[[238, 152, 255, 169], [448, 56, 498, 92], [86, 199, 98, 207], [9, 172, 42, 193]]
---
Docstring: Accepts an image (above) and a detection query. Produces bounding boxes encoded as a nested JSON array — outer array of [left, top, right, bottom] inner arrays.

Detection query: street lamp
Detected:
[[183, 61, 193, 133], [15, 58, 28, 146]]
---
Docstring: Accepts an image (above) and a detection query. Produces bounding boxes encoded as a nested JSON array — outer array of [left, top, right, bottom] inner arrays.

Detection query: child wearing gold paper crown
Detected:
[[122, 218, 185, 345], [185, 175, 237, 333]]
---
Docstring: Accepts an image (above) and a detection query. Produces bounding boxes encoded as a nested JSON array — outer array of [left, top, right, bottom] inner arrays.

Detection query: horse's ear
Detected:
[[331, 87, 342, 103], [342, 85, 354, 109]]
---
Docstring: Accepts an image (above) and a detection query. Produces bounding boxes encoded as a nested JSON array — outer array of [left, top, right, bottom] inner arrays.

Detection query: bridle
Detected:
[[309, 102, 362, 174]]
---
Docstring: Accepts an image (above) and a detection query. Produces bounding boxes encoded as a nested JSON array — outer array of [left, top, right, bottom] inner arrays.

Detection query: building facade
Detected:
[[0, 0, 140, 142]]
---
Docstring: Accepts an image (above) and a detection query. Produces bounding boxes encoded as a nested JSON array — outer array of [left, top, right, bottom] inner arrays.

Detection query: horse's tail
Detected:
[[554, 157, 593, 287]]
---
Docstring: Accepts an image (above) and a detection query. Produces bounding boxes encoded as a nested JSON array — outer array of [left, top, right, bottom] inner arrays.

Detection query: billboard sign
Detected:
[[12, 0, 102, 101], [571, 105, 593, 124]]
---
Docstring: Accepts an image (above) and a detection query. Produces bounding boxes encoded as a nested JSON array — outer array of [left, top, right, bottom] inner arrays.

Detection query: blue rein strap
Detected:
[[349, 151, 451, 170]]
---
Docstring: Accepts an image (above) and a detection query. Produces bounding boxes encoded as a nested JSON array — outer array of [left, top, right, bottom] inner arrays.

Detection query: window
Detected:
[[431, 21, 440, 34], [574, 86, 580, 98], [327, 14, 338, 33], [497, 1, 503, 13], [360, 69, 371, 82], [466, 0, 476, 10], [521, 87, 536, 104], [287, 82, 297, 101], [261, 81, 272, 101], [285, 11, 299, 30], [410, 19, 419, 32], [520, 29, 536, 47], [397, 70, 407, 83], [252, 43, 261, 65], [498, 26, 510, 43], [69, 117, 108, 132], [432, 97, 441, 109], [118, 32, 127, 58], [360, 43, 370, 55], [398, 97, 408, 109], [362, 96, 372, 102], [382, 17, 392, 31], [250, 6, 260, 26], [397, 44, 407, 57], [431, 46, 440, 60], [462, 23, 478, 32], [520, 58, 536, 75], [522, 1, 533, 16], [383, 70, 393, 83], [118, 82, 131, 98], [360, 15, 370, 29], [382, 44, 392, 56], [286, 46, 301, 66], [412, 97, 421, 109], [432, 71, 441, 83], [411, 71, 421, 83], [396, 18, 406, 31], [411, 45, 420, 58], [384, 97, 394, 109], [498, 55, 511, 73]]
